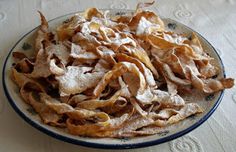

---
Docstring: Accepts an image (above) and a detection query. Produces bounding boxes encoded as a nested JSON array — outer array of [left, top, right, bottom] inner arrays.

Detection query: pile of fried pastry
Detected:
[[12, 5, 234, 137]]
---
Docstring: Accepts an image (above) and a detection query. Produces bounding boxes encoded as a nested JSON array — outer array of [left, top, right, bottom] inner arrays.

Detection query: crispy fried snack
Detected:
[[11, 3, 234, 137]]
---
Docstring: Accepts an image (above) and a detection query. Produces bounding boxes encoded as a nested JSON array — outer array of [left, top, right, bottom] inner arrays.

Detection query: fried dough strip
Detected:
[[40, 93, 110, 122], [116, 53, 156, 88], [153, 103, 203, 127], [35, 12, 51, 53], [77, 90, 122, 110], [188, 67, 234, 93], [67, 113, 129, 137], [93, 62, 146, 97]]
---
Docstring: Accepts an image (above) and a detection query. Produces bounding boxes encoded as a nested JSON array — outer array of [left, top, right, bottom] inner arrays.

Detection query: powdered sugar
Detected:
[[56, 66, 104, 96]]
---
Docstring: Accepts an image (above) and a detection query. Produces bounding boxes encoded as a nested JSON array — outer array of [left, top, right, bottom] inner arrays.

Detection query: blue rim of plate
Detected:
[[2, 10, 226, 149]]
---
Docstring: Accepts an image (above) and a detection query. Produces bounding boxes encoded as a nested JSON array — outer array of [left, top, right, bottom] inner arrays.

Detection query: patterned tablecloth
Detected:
[[0, 0, 236, 151]]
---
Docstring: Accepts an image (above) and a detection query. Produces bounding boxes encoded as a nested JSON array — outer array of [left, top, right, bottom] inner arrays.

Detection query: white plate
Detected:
[[2, 10, 225, 149]]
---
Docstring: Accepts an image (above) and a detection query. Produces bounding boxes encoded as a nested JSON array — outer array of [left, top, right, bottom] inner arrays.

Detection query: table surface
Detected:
[[0, 0, 236, 151]]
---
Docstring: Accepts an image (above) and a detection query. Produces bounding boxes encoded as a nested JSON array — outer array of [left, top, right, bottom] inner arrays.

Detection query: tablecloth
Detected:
[[0, 0, 235, 151]]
